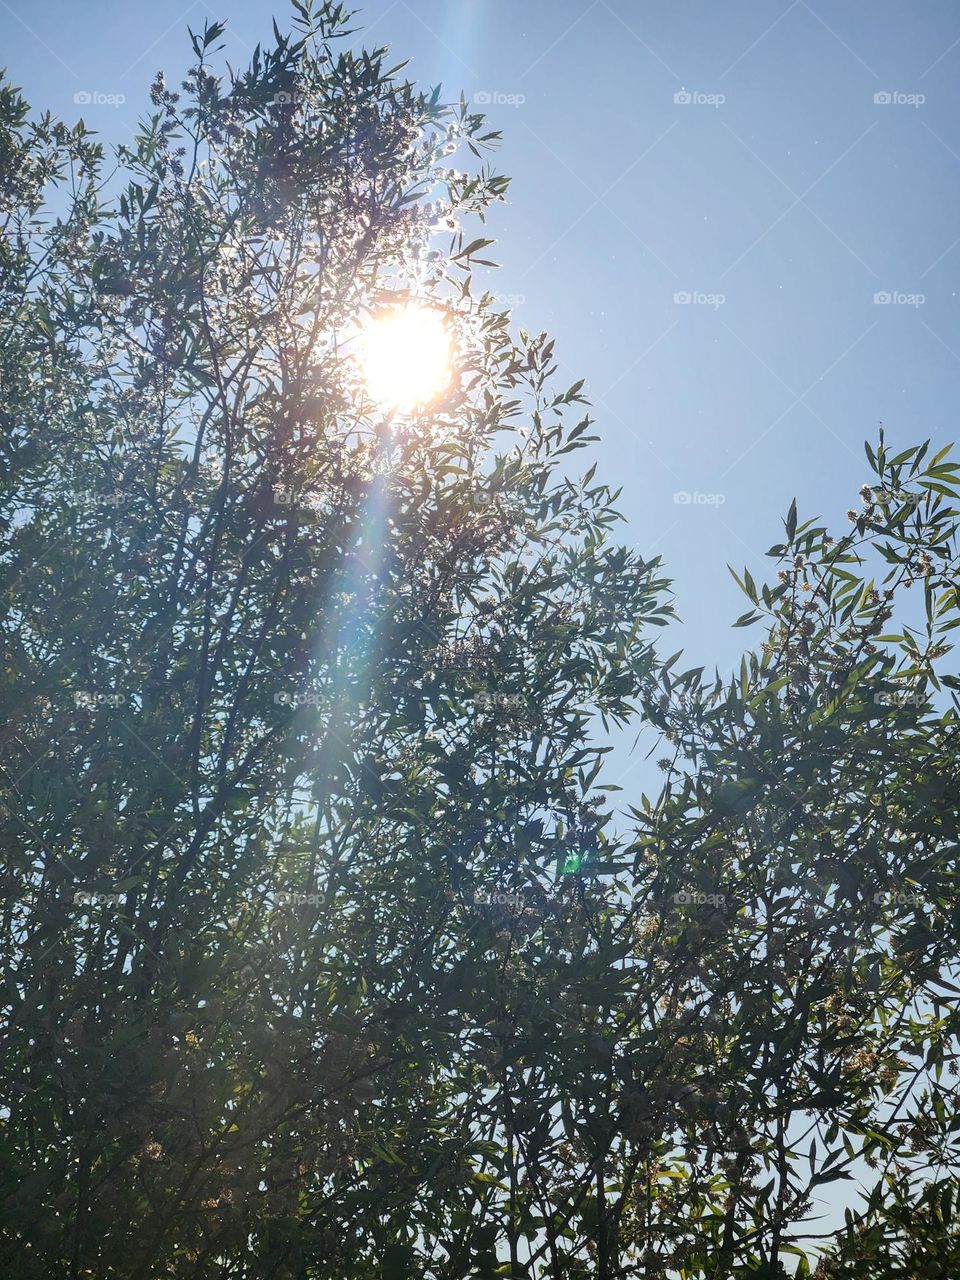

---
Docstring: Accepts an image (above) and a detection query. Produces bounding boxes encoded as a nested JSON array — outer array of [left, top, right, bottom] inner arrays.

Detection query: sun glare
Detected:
[[361, 305, 452, 412]]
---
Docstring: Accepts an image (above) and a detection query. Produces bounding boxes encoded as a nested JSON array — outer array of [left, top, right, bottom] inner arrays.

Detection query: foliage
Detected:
[[625, 434, 960, 1277], [0, 5, 669, 1277], [2, 4, 960, 1279]]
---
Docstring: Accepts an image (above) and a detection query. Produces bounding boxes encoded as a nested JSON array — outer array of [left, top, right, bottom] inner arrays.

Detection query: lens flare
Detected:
[[361, 305, 452, 412]]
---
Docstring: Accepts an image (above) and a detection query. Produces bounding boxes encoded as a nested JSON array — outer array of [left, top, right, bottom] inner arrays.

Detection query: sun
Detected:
[[360, 304, 452, 412]]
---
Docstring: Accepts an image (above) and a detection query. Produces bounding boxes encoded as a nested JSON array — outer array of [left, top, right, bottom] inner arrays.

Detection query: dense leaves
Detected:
[[0, 5, 669, 1277], [624, 435, 960, 1276], [1, 4, 959, 1278]]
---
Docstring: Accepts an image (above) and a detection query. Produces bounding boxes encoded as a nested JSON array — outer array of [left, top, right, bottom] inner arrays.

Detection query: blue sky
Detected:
[[4, 0, 958, 682]]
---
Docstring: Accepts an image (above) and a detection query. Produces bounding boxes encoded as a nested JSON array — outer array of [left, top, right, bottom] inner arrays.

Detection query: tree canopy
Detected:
[[1, 4, 959, 1278]]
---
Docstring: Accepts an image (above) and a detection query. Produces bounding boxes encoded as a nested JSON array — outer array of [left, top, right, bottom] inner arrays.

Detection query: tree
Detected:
[[0, 5, 670, 1277], [620, 434, 960, 1277], [2, 5, 960, 1279]]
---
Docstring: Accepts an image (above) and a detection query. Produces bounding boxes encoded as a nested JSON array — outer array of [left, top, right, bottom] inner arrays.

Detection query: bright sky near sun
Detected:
[[361, 306, 452, 412]]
